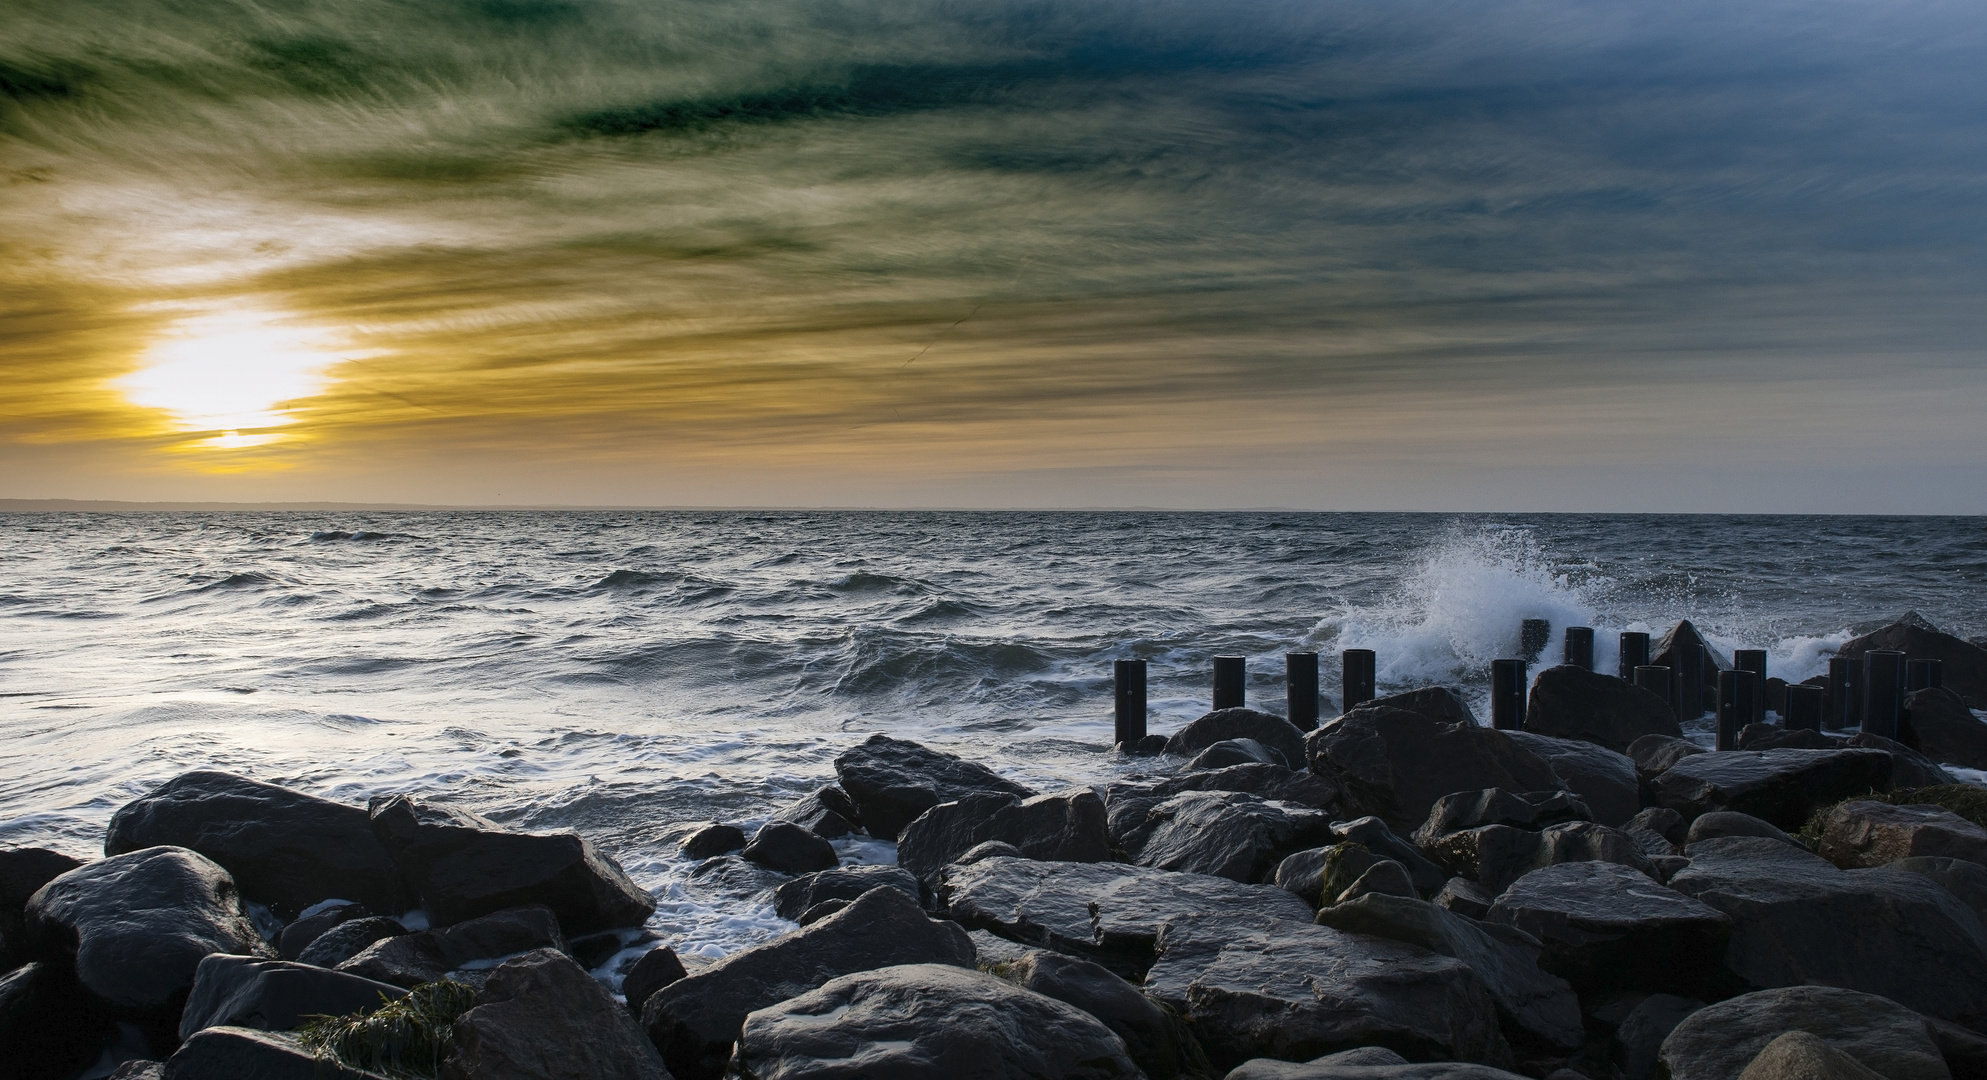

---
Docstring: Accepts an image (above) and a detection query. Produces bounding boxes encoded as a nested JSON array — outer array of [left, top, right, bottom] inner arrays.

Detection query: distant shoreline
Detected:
[[0, 500, 1982, 516]]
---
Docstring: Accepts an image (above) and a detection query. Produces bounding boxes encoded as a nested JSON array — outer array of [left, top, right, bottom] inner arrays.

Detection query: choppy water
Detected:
[[2, 511, 1983, 961]]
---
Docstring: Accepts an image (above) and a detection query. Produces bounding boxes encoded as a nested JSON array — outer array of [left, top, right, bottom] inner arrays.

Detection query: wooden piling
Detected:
[[1863, 650, 1906, 740], [1287, 652, 1320, 730], [1492, 659, 1526, 730], [1908, 658, 1944, 692], [1785, 683, 1824, 731], [1619, 632, 1652, 680], [1213, 655, 1246, 711], [1827, 656, 1860, 730], [1563, 627, 1595, 671], [1717, 669, 1758, 751], [1734, 650, 1768, 725], [1633, 665, 1672, 703], [1113, 659, 1147, 747]]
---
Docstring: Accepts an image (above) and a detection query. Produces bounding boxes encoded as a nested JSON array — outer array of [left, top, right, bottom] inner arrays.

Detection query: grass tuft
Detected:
[[297, 979, 477, 1080]]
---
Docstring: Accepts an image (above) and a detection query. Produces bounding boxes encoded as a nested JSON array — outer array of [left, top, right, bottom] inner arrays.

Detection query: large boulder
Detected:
[[1667, 836, 1987, 1028], [0, 961, 116, 1079], [1658, 985, 1952, 1080], [1, 847, 84, 967], [105, 772, 404, 919], [1006, 950, 1185, 1080], [641, 885, 975, 1080], [178, 954, 405, 1040], [1485, 861, 1732, 997], [1652, 749, 1894, 829], [1122, 791, 1331, 883], [1421, 821, 1655, 896], [1736, 1031, 1889, 1080], [367, 794, 653, 935], [733, 963, 1139, 1080], [898, 789, 1111, 885], [771, 865, 919, 921], [1903, 688, 1987, 770], [740, 821, 837, 875], [1165, 708, 1309, 770], [1837, 614, 1987, 710], [162, 1026, 382, 1080], [1847, 732, 1960, 788], [1144, 912, 1507, 1069], [833, 735, 1035, 841], [1305, 707, 1564, 834], [1413, 790, 1591, 847], [1652, 621, 1732, 689], [1613, 993, 1706, 1080], [1889, 856, 1987, 923], [24, 846, 269, 1047], [1818, 801, 1987, 869], [1364, 687, 1479, 727], [335, 905, 566, 988], [1504, 733, 1640, 827], [1524, 666, 1682, 753], [939, 856, 1312, 979], [440, 948, 669, 1080], [1685, 811, 1798, 847], [770, 786, 860, 838]]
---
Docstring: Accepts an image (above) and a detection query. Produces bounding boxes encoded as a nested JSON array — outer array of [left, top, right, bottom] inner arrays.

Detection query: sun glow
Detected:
[[115, 308, 350, 445]]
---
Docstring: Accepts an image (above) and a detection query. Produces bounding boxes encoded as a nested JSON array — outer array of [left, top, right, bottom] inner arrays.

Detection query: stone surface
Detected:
[[1820, 800, 1987, 868], [336, 905, 567, 988], [162, 1026, 382, 1080], [0, 847, 83, 967], [1165, 708, 1309, 771], [771, 865, 920, 921], [1739, 725, 1841, 751], [740, 821, 838, 875], [833, 734, 1035, 841], [1625, 807, 1687, 845], [1627, 735, 1706, 780], [1433, 877, 1496, 920], [642, 885, 975, 1080], [1505, 734, 1641, 827], [1658, 985, 1951, 1080], [1667, 836, 1987, 1029], [1486, 861, 1732, 996], [621, 945, 688, 1013], [1685, 812, 1797, 847], [1306, 707, 1564, 834], [1613, 994, 1704, 1080], [0, 961, 117, 1080], [679, 823, 746, 860], [441, 948, 669, 1080], [1903, 688, 1987, 770], [1114, 762, 1340, 810], [1651, 621, 1733, 698], [1225, 1064, 1532, 1080], [178, 954, 405, 1040], [734, 962, 1139, 1080], [1364, 687, 1480, 727], [1186, 738, 1288, 771], [971, 928, 1034, 967], [1273, 846, 1338, 906], [1836, 615, 1987, 710], [1332, 817, 1449, 895], [296, 916, 405, 968], [1008, 949, 1184, 1080], [1653, 749, 1895, 829], [1125, 791, 1332, 883], [1737, 1032, 1887, 1080], [1847, 733, 1961, 789], [898, 788, 1111, 885], [105, 772, 404, 920], [939, 856, 1313, 979], [1523, 666, 1682, 753], [1888, 856, 1987, 922], [1335, 860, 1416, 905], [1422, 821, 1655, 896], [1413, 790, 1591, 847], [770, 786, 861, 839], [275, 901, 369, 961]]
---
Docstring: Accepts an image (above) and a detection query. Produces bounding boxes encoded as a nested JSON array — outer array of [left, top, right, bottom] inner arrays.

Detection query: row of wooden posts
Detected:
[[1112, 618, 1947, 752]]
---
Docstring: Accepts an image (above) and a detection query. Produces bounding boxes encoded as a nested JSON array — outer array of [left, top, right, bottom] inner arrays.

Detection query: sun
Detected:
[[115, 307, 349, 446]]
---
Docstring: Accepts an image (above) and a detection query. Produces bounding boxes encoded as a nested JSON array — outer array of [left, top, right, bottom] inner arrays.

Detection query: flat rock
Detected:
[[1505, 733, 1640, 827], [740, 821, 838, 875], [771, 864, 919, 921], [1007, 950, 1185, 1080], [1486, 861, 1732, 997], [1126, 791, 1332, 883], [1307, 707, 1564, 834], [336, 905, 566, 988], [770, 786, 860, 838], [1652, 749, 1895, 829], [1667, 836, 1987, 1028], [1363, 687, 1480, 727], [734, 962, 1139, 1080], [833, 734, 1035, 841], [0, 961, 117, 1080], [178, 954, 406, 1040], [1165, 709, 1309, 771], [1433, 877, 1496, 920], [1903, 688, 1987, 770], [105, 772, 404, 919], [1524, 666, 1682, 753], [898, 788, 1111, 885], [1836, 615, 1987, 710], [1421, 821, 1655, 896], [641, 885, 975, 1080], [1658, 985, 1951, 1080], [1413, 790, 1591, 848], [1738, 1031, 1887, 1080], [162, 1026, 383, 1080], [1820, 800, 1987, 868], [440, 948, 669, 1080], [1739, 725, 1842, 751], [368, 794, 654, 935]]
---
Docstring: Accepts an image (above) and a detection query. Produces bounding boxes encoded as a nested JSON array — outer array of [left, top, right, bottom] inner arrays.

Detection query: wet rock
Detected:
[[1144, 912, 1507, 1070], [1505, 734, 1640, 827], [276, 901, 368, 961], [105, 772, 405, 920], [1413, 789, 1592, 847], [687, 854, 786, 896], [1627, 735, 1706, 780], [971, 928, 1034, 967], [1847, 732, 1961, 788], [336, 905, 566, 988], [1314, 1048, 1414, 1066], [1836, 614, 1987, 710], [440, 948, 668, 1080], [1658, 985, 1951, 1080], [1486, 861, 1733, 997], [1365, 687, 1480, 727], [1613, 994, 1704, 1080], [1926, 1019, 1987, 1080], [162, 1026, 381, 1080], [1121, 735, 1170, 757], [1888, 856, 1987, 922], [771, 864, 919, 921], [1819, 801, 1987, 868], [642, 886, 974, 1080], [1652, 748, 1894, 829], [1335, 858, 1417, 905], [1685, 812, 1797, 847], [899, 789, 1112, 885], [1225, 1064, 1531, 1080], [0, 847, 83, 968], [735, 962, 1139, 1080], [1524, 666, 1683, 753], [1306, 707, 1563, 834], [621, 946, 688, 1014], [1332, 817, 1450, 895], [1667, 836, 1987, 1028], [678, 823, 745, 860], [1423, 822, 1655, 896], [1273, 847, 1337, 906], [24, 846, 269, 1046], [741, 821, 838, 875], [178, 954, 405, 1040], [0, 961, 116, 1080], [296, 916, 405, 968], [1903, 688, 1987, 770], [107, 1062, 164, 1080], [771, 786, 861, 838], [1317, 893, 1584, 1050], [1121, 762, 1340, 809], [1737, 1031, 1887, 1080], [1124, 791, 1332, 883], [833, 734, 1036, 841], [1186, 738, 1287, 771], [1433, 877, 1496, 920], [1738, 725, 1841, 751], [939, 856, 1312, 979], [1626, 807, 1687, 843], [1008, 949, 1184, 1080], [1652, 622, 1733, 689], [957, 840, 1022, 865], [1165, 708, 1309, 772]]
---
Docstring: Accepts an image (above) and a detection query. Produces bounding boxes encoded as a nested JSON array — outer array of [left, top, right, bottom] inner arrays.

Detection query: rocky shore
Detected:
[[5, 613, 1987, 1080]]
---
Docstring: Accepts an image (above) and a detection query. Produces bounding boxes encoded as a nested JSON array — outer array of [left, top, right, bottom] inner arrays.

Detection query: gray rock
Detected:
[[1652, 749, 1895, 829], [1846, 732, 1961, 788], [1505, 733, 1641, 827], [1486, 861, 1732, 996], [734, 962, 1139, 1080], [1658, 985, 1951, 1080], [1627, 735, 1706, 780], [1316, 893, 1584, 1050], [1413, 789, 1592, 847], [1187, 738, 1288, 771], [970, 929, 1034, 967], [833, 735, 1035, 841], [1888, 856, 1987, 922], [1008, 949, 1184, 1080], [1624, 807, 1687, 845], [1364, 687, 1480, 727], [1224, 1064, 1532, 1080], [899, 789, 1112, 885], [1165, 709, 1309, 772], [770, 786, 861, 839], [1334, 859, 1417, 905], [1902, 688, 1987, 770], [957, 840, 1023, 865], [1422, 821, 1656, 896], [1313, 1047, 1413, 1066], [0, 848, 84, 968], [0, 961, 117, 1079], [939, 856, 1312, 979], [178, 954, 405, 1040], [1273, 847, 1337, 906], [741, 821, 838, 875], [440, 948, 669, 1080], [1524, 666, 1682, 753], [1126, 791, 1332, 883], [679, 823, 746, 860], [1685, 811, 1797, 847], [1652, 621, 1733, 699], [296, 916, 405, 968], [1737, 1032, 1888, 1080], [1115, 762, 1340, 810], [1739, 725, 1842, 751], [1820, 801, 1987, 868], [687, 854, 787, 897], [1433, 877, 1496, 920], [771, 864, 920, 921], [1836, 615, 1987, 710], [162, 1026, 381, 1080], [336, 905, 566, 988], [1332, 817, 1450, 895], [1305, 707, 1564, 834], [641, 885, 974, 1080], [1613, 994, 1704, 1080], [107, 1061, 165, 1080], [368, 795, 654, 935], [276, 901, 368, 961], [620, 946, 688, 1014], [1667, 836, 1987, 1028]]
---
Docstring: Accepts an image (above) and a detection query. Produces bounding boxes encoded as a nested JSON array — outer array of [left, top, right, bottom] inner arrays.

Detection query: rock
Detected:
[[24, 846, 269, 1046], [108, 1061, 165, 1080], [1273, 847, 1337, 906], [1332, 817, 1450, 895], [679, 824, 746, 860], [296, 916, 405, 968], [833, 735, 1035, 841], [1422, 821, 1656, 896], [0, 961, 117, 1079], [1903, 688, 1987, 770], [1626, 807, 1687, 845], [1652, 749, 1895, 829], [686, 854, 787, 897], [1524, 666, 1683, 753], [971, 929, 1034, 967], [1652, 621, 1733, 691], [1888, 856, 1987, 922], [1144, 912, 1507, 1070], [1413, 790, 1592, 847], [1165, 708, 1309, 771], [1684, 812, 1797, 847], [0, 847, 83, 967], [1613, 994, 1704, 1080], [162, 1026, 383, 1080], [177, 954, 405, 1040], [1925, 1019, 1987, 1080], [1847, 732, 1961, 788], [1305, 707, 1564, 834], [367, 794, 654, 935], [1124, 791, 1332, 883], [1505, 733, 1641, 827], [1316, 892, 1584, 1050], [796, 899, 848, 924], [1737, 1031, 1888, 1080], [336, 905, 566, 988], [1667, 836, 1987, 1028], [1008, 950, 1184, 1080], [1837, 614, 1987, 710], [939, 856, 1313, 979], [740, 821, 838, 875], [899, 788, 1112, 885], [1433, 877, 1496, 920], [1335, 859, 1417, 905], [642, 886, 975, 1080], [1309, 843, 1395, 906], [771, 865, 920, 921], [1627, 735, 1706, 779], [1224, 1064, 1532, 1080], [734, 962, 1139, 1080], [1820, 801, 1987, 868], [621, 946, 688, 1013], [275, 901, 368, 961], [1121, 735, 1171, 756], [1658, 985, 1952, 1080], [957, 840, 1022, 864], [440, 948, 668, 1080], [1118, 762, 1340, 810], [1365, 686, 1480, 727], [1486, 861, 1733, 996], [1739, 725, 1842, 751], [1314, 1047, 1413, 1066], [1187, 738, 1287, 771], [771, 786, 861, 838]]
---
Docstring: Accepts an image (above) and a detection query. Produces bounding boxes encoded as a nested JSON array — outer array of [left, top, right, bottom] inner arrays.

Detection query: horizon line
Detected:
[[1, 499, 1981, 517]]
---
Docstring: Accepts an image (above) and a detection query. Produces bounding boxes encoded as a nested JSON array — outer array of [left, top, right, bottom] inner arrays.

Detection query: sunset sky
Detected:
[[4, 0, 1985, 510]]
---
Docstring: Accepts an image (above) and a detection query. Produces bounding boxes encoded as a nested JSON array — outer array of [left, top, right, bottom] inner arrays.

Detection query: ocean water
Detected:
[[2, 511, 1983, 966]]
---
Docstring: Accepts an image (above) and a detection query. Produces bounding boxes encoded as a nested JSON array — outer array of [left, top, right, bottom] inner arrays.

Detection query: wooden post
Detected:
[[1213, 656, 1246, 711], [1619, 632, 1651, 680], [1677, 643, 1707, 721], [1563, 627, 1595, 671], [1342, 649, 1376, 712], [1863, 650, 1906, 740], [1908, 658, 1944, 692], [1634, 665, 1672, 703], [1492, 659, 1526, 730], [1287, 652, 1320, 729], [1827, 656, 1861, 730], [1784, 683, 1823, 731], [1520, 619, 1551, 663], [1734, 650, 1768, 725], [1717, 669, 1758, 751], [1113, 659, 1147, 747]]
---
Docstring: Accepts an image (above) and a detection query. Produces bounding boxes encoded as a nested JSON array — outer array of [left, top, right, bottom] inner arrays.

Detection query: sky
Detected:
[[3, 0, 1985, 511]]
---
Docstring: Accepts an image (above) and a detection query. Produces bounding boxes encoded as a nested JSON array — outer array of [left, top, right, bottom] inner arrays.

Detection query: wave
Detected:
[[307, 530, 406, 542], [191, 571, 281, 593]]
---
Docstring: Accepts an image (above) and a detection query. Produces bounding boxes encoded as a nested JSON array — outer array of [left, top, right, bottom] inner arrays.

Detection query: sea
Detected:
[[3, 511, 1983, 971]]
